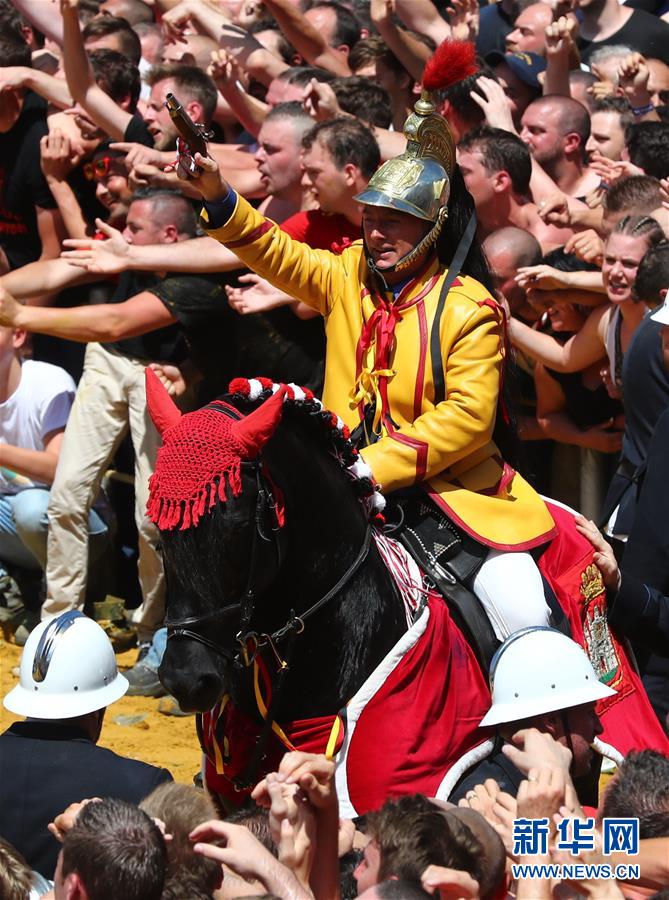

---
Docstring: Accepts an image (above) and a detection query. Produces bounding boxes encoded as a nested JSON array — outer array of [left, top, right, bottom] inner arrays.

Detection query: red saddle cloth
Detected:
[[200, 501, 669, 814], [539, 500, 669, 759]]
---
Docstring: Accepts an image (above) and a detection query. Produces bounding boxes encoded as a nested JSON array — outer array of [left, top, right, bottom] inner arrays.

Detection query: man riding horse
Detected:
[[177, 42, 557, 643]]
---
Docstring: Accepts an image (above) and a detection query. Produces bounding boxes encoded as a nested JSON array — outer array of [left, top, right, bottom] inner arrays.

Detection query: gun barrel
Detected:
[[164, 91, 208, 157], [165, 92, 181, 116]]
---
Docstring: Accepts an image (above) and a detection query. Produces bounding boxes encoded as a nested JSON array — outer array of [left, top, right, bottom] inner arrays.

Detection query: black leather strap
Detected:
[[430, 213, 477, 405]]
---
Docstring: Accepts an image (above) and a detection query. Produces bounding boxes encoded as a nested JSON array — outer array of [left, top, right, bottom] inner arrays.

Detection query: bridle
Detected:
[[162, 401, 373, 787]]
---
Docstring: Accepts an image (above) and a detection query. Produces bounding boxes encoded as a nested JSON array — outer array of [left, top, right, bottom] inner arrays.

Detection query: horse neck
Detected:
[[240, 426, 407, 719]]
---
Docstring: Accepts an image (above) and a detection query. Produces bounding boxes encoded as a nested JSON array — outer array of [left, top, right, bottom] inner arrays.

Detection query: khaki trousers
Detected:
[[42, 343, 164, 640]]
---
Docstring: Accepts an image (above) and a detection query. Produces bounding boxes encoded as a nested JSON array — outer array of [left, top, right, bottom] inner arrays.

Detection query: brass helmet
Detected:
[[355, 40, 477, 273]]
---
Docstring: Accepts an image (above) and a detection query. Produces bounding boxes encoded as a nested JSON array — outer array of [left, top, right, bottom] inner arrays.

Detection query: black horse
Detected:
[[146, 373, 494, 810], [149, 375, 408, 719]]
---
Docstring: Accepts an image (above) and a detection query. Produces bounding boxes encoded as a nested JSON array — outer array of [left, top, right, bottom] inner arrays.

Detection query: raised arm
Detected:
[[261, 0, 351, 76], [394, 0, 451, 45], [175, 150, 347, 314], [0, 67, 72, 109], [61, 0, 133, 142], [371, 0, 433, 83], [209, 50, 268, 140], [12, 0, 64, 45]]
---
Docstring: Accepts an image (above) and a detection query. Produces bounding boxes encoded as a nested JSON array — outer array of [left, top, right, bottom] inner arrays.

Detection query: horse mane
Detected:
[[227, 377, 387, 522]]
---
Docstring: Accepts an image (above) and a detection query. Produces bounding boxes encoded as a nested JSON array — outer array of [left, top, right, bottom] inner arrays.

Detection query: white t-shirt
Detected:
[[0, 359, 76, 495]]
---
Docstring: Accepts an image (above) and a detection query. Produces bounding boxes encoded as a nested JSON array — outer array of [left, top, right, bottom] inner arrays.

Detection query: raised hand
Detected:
[[208, 48, 242, 88], [617, 52, 651, 108], [61, 218, 130, 274], [253, 751, 337, 813], [161, 1, 195, 45], [470, 76, 516, 133], [48, 798, 100, 843], [109, 142, 170, 171], [544, 15, 575, 59], [226, 273, 293, 314], [265, 775, 316, 888], [516, 767, 566, 827], [173, 146, 229, 202], [40, 129, 80, 182], [536, 193, 572, 227], [457, 778, 501, 823], [302, 78, 342, 122], [446, 0, 480, 43], [370, 0, 396, 29]]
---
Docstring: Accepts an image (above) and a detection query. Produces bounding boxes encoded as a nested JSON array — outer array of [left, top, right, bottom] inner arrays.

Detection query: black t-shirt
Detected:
[[0, 91, 57, 268], [102, 269, 226, 366], [124, 111, 154, 147], [578, 9, 669, 65]]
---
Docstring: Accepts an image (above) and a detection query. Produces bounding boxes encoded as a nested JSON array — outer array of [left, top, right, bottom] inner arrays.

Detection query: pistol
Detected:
[[164, 92, 211, 158]]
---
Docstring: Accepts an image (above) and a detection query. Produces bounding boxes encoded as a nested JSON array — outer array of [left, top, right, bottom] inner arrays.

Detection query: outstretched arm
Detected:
[[0, 285, 175, 343], [508, 305, 608, 373], [62, 222, 247, 275], [176, 149, 346, 314], [1, 257, 93, 305]]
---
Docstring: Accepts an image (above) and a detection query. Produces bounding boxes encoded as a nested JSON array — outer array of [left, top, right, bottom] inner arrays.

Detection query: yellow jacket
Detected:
[[203, 194, 555, 550]]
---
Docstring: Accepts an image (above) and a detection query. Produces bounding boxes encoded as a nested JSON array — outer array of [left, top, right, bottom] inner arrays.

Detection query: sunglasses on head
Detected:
[[83, 156, 125, 181]]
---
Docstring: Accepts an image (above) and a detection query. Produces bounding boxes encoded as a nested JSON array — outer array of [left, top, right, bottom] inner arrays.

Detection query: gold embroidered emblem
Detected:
[[580, 564, 605, 603]]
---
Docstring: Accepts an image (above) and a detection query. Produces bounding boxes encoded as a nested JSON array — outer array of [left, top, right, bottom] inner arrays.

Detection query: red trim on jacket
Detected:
[[225, 220, 274, 248], [414, 300, 428, 422], [388, 431, 429, 483]]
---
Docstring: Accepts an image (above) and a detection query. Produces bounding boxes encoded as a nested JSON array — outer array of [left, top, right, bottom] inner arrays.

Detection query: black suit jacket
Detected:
[[619, 404, 669, 723], [0, 720, 172, 878]]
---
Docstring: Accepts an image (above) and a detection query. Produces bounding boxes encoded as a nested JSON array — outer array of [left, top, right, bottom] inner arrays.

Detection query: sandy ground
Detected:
[[0, 638, 201, 784]]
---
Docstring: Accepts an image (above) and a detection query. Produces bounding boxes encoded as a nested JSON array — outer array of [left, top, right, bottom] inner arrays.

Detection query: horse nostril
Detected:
[[159, 658, 223, 713]]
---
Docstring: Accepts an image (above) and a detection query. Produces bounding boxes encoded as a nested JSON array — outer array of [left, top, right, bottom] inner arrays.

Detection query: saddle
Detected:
[[388, 489, 571, 675]]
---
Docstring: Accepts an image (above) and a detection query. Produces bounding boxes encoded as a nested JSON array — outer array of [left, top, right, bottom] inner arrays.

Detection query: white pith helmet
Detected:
[[4, 611, 128, 719], [480, 626, 616, 727]]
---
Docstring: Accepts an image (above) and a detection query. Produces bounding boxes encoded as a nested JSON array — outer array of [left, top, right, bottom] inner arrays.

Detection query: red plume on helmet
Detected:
[[422, 40, 479, 93], [231, 386, 287, 458], [145, 367, 181, 436]]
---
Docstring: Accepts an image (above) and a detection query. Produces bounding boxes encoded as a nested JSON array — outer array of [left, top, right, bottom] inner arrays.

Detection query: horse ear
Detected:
[[232, 386, 286, 457], [145, 367, 182, 435]]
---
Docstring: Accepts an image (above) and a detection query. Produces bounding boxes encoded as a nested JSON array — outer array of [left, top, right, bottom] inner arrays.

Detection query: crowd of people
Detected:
[[1, 0, 669, 896]]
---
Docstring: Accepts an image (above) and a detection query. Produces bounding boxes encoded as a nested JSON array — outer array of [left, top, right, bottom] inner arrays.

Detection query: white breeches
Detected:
[[472, 550, 551, 642]]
